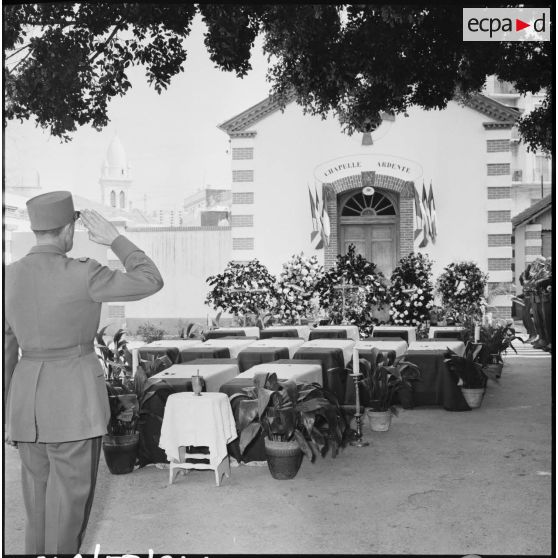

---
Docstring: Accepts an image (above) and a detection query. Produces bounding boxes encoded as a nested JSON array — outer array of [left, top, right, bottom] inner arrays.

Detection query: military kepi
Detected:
[[27, 191, 75, 231]]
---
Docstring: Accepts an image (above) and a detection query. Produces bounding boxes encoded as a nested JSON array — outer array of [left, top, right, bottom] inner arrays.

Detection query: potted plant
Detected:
[[479, 322, 524, 377], [103, 389, 140, 474], [360, 356, 421, 430], [234, 373, 348, 480], [95, 326, 133, 390], [444, 342, 498, 408]]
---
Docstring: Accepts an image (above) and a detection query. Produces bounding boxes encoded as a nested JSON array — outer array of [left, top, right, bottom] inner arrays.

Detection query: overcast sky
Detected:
[[4, 15, 271, 210]]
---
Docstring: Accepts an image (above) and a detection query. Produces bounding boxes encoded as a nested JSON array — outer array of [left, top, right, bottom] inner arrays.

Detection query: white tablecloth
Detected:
[[428, 326, 467, 339], [407, 340, 466, 356], [263, 326, 311, 341], [201, 338, 257, 358], [152, 363, 240, 392], [246, 338, 305, 358], [355, 340, 408, 357], [213, 327, 260, 338], [372, 326, 417, 344], [238, 362, 322, 385], [159, 392, 237, 465], [312, 325, 360, 341], [146, 339, 204, 349], [301, 339, 356, 366]]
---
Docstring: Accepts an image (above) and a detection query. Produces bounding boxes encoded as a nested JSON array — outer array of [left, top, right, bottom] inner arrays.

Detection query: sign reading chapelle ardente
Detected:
[[314, 154, 423, 184]]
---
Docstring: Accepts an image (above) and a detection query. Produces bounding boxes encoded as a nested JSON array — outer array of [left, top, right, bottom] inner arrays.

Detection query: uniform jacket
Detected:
[[4, 235, 164, 443]]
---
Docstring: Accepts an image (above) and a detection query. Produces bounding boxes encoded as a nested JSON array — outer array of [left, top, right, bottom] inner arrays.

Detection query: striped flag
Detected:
[[308, 183, 318, 230], [419, 183, 430, 248], [428, 182, 437, 243], [413, 185, 423, 242]]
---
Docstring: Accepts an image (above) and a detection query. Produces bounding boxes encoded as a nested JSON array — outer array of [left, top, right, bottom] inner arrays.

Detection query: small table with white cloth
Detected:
[[151, 362, 240, 392], [159, 392, 237, 486], [139, 339, 203, 364]]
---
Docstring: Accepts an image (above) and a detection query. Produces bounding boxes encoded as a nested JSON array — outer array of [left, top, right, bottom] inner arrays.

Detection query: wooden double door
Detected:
[[340, 220, 398, 278]]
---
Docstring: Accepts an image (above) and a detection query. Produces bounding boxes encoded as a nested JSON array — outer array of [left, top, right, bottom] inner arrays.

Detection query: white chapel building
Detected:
[[218, 80, 551, 320]]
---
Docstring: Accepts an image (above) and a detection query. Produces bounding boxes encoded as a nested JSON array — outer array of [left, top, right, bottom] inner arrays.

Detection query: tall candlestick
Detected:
[[352, 348, 359, 375]]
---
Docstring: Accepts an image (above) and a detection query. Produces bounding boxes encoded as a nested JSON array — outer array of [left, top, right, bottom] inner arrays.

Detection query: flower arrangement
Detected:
[[436, 261, 488, 323], [388, 252, 434, 326], [276, 253, 324, 324], [205, 259, 278, 325], [315, 244, 388, 337]]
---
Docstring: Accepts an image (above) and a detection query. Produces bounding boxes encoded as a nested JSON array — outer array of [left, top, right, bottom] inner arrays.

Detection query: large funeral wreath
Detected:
[[276, 253, 324, 324], [205, 259, 278, 322], [436, 261, 488, 323], [315, 244, 388, 337], [388, 252, 434, 326]]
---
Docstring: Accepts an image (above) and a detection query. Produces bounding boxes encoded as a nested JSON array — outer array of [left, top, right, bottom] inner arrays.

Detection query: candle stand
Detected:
[[349, 347, 369, 447]]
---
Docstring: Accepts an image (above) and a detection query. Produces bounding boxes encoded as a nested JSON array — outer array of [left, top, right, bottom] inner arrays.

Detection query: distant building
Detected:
[[182, 186, 231, 226], [100, 133, 132, 210]]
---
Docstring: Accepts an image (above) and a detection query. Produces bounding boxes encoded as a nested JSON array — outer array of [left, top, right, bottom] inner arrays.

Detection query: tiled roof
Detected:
[[512, 195, 552, 227], [218, 92, 520, 134]]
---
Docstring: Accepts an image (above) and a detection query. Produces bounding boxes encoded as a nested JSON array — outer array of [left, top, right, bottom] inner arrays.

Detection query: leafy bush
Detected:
[[436, 261, 488, 323], [315, 244, 388, 337], [276, 253, 324, 324], [205, 259, 279, 325], [95, 326, 132, 383], [136, 322, 165, 344], [388, 252, 434, 326]]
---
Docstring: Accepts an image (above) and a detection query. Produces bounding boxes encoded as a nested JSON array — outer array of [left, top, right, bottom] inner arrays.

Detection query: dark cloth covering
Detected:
[[178, 346, 231, 362], [402, 350, 471, 411], [237, 346, 290, 372], [260, 329, 299, 339], [138, 346, 179, 365], [309, 328, 348, 340], [371, 329, 409, 342], [204, 330, 246, 339]]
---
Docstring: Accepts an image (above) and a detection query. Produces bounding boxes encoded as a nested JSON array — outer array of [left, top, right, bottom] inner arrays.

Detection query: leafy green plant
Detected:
[[106, 393, 139, 436], [444, 342, 498, 389], [360, 356, 421, 413], [95, 326, 132, 384], [479, 322, 524, 364], [234, 373, 348, 462], [136, 322, 166, 344]]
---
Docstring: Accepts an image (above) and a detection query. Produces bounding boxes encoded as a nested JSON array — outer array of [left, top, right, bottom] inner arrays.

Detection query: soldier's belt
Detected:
[[21, 343, 95, 361]]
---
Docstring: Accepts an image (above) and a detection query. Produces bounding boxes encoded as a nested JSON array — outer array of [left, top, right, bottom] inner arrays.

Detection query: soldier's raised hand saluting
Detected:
[[80, 209, 120, 246]]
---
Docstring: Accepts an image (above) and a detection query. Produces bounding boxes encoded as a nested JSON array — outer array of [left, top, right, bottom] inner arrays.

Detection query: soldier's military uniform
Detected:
[[4, 191, 164, 554]]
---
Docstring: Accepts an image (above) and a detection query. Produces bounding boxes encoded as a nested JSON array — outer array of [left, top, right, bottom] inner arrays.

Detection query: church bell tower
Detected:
[[99, 134, 132, 209]]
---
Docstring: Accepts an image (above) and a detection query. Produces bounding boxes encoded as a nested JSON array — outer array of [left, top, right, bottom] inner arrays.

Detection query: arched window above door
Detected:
[[341, 191, 396, 216]]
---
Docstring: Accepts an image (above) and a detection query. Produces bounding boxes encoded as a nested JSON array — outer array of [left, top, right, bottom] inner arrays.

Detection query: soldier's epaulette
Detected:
[[78, 257, 89, 263]]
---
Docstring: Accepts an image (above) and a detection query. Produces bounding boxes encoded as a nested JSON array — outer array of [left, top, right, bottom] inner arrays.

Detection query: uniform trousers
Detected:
[[18, 436, 102, 555]]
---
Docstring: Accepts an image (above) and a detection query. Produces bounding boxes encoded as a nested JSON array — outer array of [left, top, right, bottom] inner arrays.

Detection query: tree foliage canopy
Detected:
[[4, 4, 552, 151]]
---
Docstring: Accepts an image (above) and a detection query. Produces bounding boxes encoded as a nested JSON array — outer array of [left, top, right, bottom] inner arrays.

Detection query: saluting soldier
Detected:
[[4, 191, 164, 555]]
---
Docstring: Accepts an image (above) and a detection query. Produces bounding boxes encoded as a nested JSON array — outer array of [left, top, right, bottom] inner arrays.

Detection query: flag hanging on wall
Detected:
[[419, 183, 431, 248], [308, 182, 330, 248], [413, 185, 424, 243], [427, 182, 437, 244]]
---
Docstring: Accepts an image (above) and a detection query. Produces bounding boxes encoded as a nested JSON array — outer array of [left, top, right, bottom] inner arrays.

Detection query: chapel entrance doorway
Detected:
[[338, 189, 399, 279]]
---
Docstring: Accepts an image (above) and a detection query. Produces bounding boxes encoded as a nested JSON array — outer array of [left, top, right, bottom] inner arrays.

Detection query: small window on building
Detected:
[[110, 190, 116, 208], [341, 191, 396, 216], [119, 190, 125, 209]]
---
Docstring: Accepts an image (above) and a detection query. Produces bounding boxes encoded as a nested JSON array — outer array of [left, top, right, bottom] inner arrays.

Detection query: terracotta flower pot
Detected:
[[366, 409, 392, 431], [461, 388, 485, 409]]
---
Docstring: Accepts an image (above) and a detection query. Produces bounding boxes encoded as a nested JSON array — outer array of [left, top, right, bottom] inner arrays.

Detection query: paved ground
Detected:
[[3, 336, 553, 555]]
